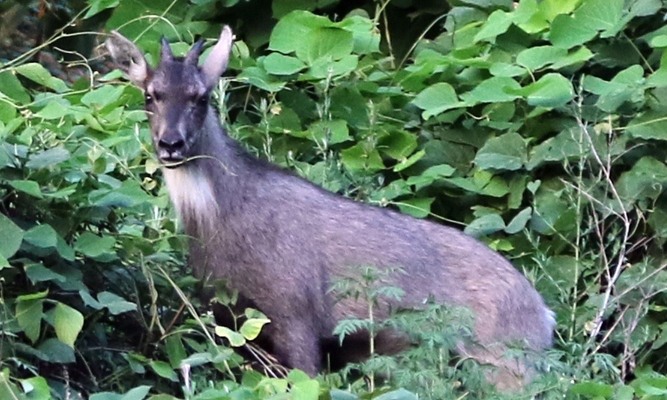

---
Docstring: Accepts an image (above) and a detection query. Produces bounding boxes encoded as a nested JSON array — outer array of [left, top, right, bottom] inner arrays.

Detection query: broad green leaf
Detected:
[[89, 180, 152, 208], [464, 213, 506, 237], [405, 164, 456, 188], [461, 77, 521, 104], [0, 70, 30, 103], [330, 389, 359, 400], [370, 179, 411, 202], [337, 15, 381, 54], [550, 0, 624, 48], [378, 130, 418, 160], [531, 190, 573, 234], [615, 385, 635, 400], [17, 291, 49, 301], [75, 232, 116, 258], [307, 119, 351, 144], [268, 105, 301, 134], [53, 302, 84, 348], [84, 0, 120, 19], [180, 352, 219, 368], [479, 175, 511, 198], [38, 338, 76, 363], [489, 62, 525, 77], [16, 296, 45, 343], [549, 14, 597, 49], [474, 10, 512, 43], [79, 289, 103, 310], [56, 236, 76, 261], [629, 0, 662, 17], [616, 157, 667, 203], [288, 369, 311, 382], [648, 208, 667, 240], [238, 66, 286, 92], [0, 371, 25, 400], [0, 102, 17, 123], [244, 308, 268, 320], [149, 360, 178, 382], [308, 54, 358, 79], [20, 376, 50, 400], [413, 82, 462, 120], [474, 132, 527, 171], [263, 53, 306, 75], [521, 73, 574, 108], [330, 85, 368, 128], [90, 391, 122, 400], [373, 388, 419, 400], [340, 143, 384, 172], [15, 63, 68, 92], [551, 46, 594, 69], [97, 291, 137, 315], [0, 213, 24, 259], [25, 263, 66, 284], [215, 326, 246, 347], [393, 150, 425, 172], [650, 35, 667, 48], [448, 170, 512, 198], [290, 379, 319, 400], [45, 185, 77, 200], [574, 0, 623, 37], [240, 317, 271, 340], [627, 112, 667, 141], [9, 180, 43, 198], [584, 65, 645, 112], [516, 46, 566, 71], [528, 127, 591, 170], [120, 386, 152, 400], [508, 175, 528, 209], [35, 100, 70, 120], [81, 85, 124, 108], [23, 224, 58, 248], [26, 147, 71, 169], [505, 207, 532, 234], [298, 27, 354, 64], [269, 11, 332, 54], [569, 381, 614, 397], [396, 197, 434, 218], [165, 334, 187, 368], [513, 0, 548, 34], [538, 0, 581, 21]]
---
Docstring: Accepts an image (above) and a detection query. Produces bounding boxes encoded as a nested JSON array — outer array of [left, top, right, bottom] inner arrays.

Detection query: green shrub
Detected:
[[2, 0, 667, 398]]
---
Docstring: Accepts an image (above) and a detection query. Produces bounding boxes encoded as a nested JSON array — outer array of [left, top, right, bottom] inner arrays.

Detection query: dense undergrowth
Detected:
[[2, 0, 667, 398]]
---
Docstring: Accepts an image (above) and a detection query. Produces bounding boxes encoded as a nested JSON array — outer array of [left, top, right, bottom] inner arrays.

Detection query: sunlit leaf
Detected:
[[53, 302, 84, 348], [0, 213, 23, 259], [16, 295, 45, 343], [15, 63, 68, 92], [474, 132, 527, 171]]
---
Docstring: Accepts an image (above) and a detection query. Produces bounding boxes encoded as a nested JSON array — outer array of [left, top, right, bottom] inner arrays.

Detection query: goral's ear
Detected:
[[105, 31, 151, 87], [200, 26, 234, 91]]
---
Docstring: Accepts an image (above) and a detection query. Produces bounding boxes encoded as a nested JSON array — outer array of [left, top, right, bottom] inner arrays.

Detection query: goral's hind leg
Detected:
[[269, 318, 322, 376]]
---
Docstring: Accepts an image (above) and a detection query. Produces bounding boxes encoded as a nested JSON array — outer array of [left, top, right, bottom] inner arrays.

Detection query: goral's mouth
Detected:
[[159, 156, 186, 169]]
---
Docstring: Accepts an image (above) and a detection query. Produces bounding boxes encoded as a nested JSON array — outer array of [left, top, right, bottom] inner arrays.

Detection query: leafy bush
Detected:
[[2, 0, 667, 398]]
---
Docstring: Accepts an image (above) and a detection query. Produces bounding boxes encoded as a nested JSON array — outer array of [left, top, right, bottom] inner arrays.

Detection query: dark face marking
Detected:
[[144, 59, 210, 167]]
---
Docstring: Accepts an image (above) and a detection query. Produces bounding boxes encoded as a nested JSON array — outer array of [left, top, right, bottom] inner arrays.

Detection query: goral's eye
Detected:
[[145, 93, 153, 104], [190, 93, 208, 107]]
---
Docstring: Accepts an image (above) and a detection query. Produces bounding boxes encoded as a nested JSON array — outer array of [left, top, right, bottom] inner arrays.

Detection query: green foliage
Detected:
[[3, 0, 667, 398]]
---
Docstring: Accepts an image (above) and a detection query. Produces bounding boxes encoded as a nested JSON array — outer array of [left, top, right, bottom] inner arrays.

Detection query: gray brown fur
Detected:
[[105, 27, 555, 390]]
